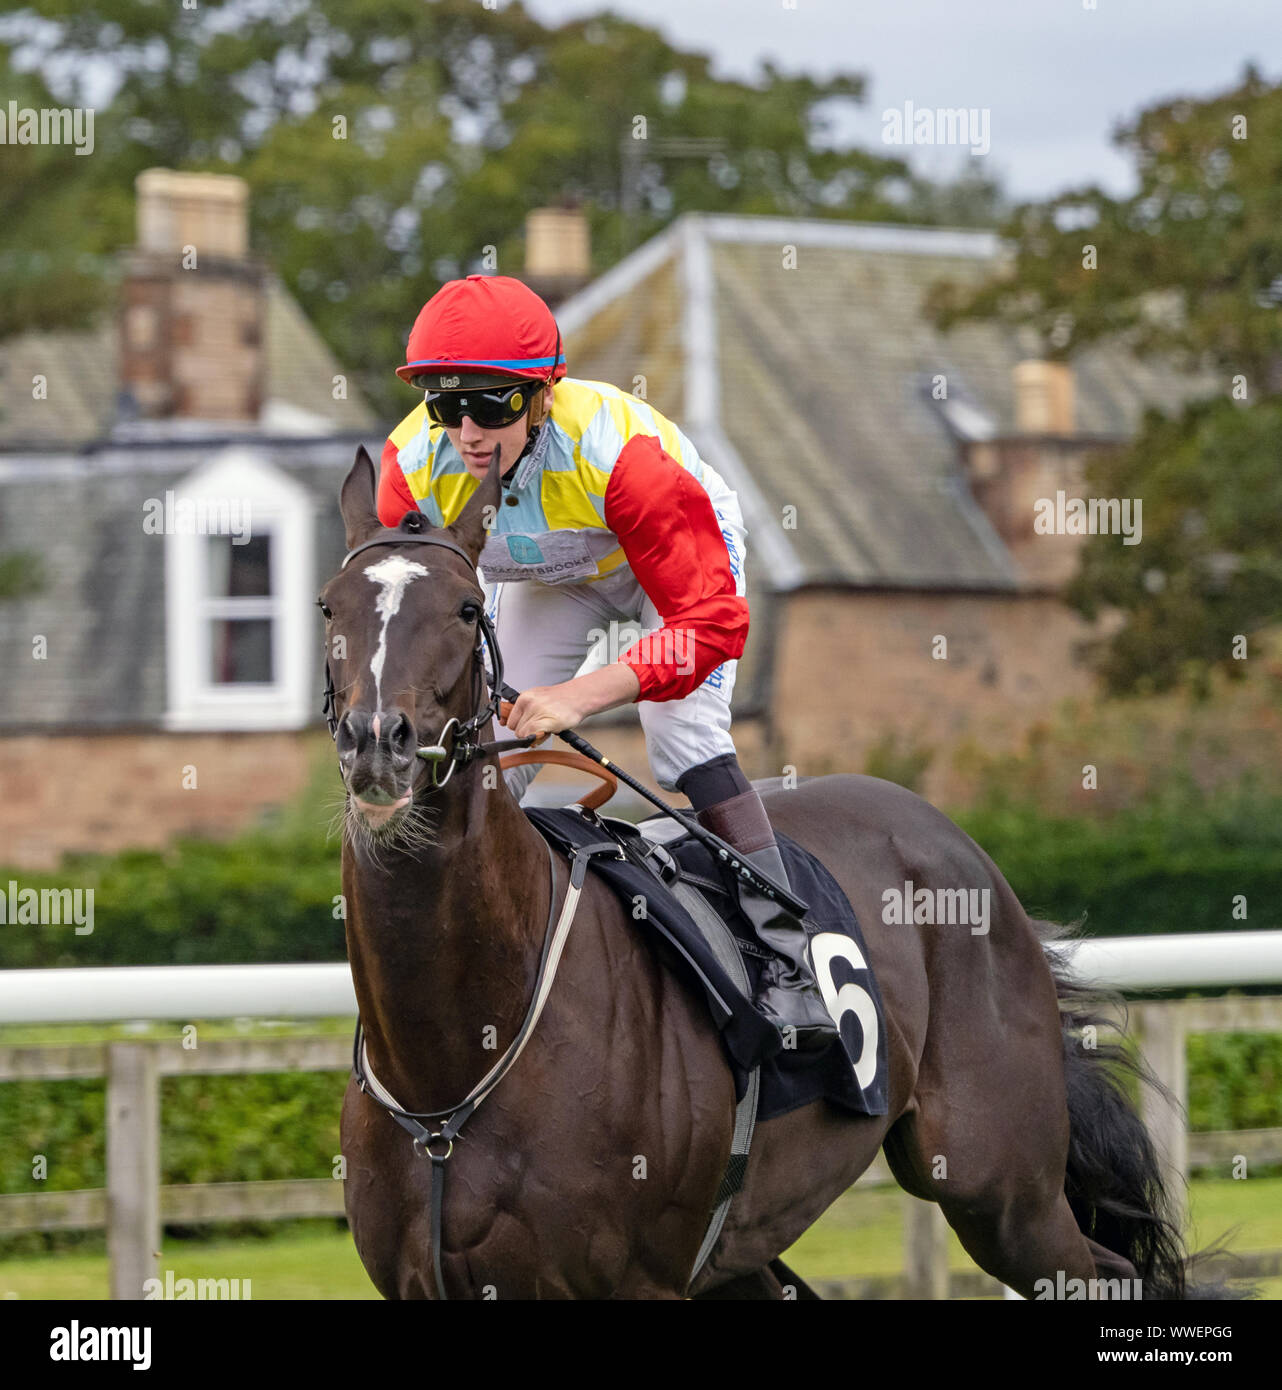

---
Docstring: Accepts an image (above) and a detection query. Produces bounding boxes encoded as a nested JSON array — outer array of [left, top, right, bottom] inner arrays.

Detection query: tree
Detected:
[[927, 66, 1282, 694], [1, 1, 1005, 415], [1066, 397, 1282, 696]]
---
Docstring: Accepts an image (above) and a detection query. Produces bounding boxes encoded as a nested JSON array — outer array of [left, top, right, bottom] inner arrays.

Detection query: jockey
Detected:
[[378, 274, 835, 1049]]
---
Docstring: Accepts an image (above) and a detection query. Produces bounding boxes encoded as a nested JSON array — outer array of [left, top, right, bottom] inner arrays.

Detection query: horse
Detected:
[[326, 445, 1209, 1300]]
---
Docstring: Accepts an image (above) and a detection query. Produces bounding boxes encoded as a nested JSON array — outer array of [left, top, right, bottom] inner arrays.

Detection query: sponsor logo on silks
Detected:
[[507, 535, 546, 564], [704, 662, 726, 691], [440, 375, 460, 388], [720, 524, 742, 580]]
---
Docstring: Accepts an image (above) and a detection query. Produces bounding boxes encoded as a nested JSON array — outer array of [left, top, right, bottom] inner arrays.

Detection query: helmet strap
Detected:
[[510, 383, 556, 490], [515, 326, 558, 441], [508, 326, 559, 482]]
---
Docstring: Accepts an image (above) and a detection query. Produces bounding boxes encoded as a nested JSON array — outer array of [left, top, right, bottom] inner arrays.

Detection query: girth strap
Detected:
[[670, 877, 761, 1286]]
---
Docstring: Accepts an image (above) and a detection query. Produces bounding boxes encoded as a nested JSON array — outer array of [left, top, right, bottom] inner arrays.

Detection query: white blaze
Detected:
[[364, 555, 429, 709]]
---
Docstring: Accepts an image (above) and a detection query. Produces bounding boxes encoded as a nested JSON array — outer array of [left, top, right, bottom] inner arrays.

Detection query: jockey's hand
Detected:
[[502, 684, 588, 742]]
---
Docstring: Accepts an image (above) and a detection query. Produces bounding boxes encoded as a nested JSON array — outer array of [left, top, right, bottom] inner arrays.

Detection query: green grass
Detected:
[[0, 1222, 379, 1300], [0, 1018, 353, 1046], [2, 1177, 1278, 1300], [780, 1175, 1282, 1298]]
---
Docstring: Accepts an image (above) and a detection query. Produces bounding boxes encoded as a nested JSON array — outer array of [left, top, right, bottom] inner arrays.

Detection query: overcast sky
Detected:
[[520, 0, 1281, 201]]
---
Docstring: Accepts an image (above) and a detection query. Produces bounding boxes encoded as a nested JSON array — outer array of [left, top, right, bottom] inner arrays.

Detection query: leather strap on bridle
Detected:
[[321, 518, 531, 771], [340, 523, 474, 572]]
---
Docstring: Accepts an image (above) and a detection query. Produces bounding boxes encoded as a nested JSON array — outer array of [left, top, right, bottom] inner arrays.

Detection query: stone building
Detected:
[[0, 193, 1213, 868], [0, 170, 378, 867], [556, 214, 1213, 801]]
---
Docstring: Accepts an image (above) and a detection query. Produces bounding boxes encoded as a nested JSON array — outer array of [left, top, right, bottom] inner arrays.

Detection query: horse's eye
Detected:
[[317, 598, 333, 620], [459, 601, 480, 623]]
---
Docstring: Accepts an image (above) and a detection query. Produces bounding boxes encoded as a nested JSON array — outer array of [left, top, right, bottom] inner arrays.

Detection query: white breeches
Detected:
[[483, 524, 746, 800]]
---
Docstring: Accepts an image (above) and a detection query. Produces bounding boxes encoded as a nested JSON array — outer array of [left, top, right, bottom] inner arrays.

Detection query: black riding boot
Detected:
[[694, 787, 838, 1053]]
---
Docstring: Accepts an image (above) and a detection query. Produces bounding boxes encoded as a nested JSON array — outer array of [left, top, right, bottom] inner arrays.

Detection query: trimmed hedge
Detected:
[[0, 1039, 1275, 1244], [0, 787, 346, 970], [953, 777, 1282, 938], [3, 770, 1279, 969], [0, 1071, 345, 1194]]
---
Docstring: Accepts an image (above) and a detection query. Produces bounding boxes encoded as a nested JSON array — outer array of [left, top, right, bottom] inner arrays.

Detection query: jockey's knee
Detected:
[[674, 752, 751, 812]]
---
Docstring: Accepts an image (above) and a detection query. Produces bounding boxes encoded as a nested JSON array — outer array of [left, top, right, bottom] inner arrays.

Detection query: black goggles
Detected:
[[422, 380, 536, 430]]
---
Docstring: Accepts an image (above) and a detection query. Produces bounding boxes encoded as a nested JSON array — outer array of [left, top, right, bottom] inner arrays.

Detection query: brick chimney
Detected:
[[522, 206, 591, 308], [964, 360, 1099, 589], [119, 169, 266, 423], [1012, 360, 1074, 435]]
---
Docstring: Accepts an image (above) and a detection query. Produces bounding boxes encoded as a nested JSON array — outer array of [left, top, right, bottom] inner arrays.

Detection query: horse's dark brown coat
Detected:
[[326, 448, 1172, 1300]]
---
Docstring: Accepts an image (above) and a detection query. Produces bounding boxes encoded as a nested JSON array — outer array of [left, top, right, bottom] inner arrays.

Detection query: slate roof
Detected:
[[559, 213, 1219, 592], [0, 276, 375, 449], [0, 440, 368, 729], [0, 213, 1221, 733], [0, 252, 385, 729]]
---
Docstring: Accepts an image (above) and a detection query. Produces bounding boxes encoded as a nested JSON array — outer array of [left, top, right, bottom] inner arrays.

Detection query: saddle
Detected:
[[524, 801, 888, 1281], [523, 805, 889, 1123]]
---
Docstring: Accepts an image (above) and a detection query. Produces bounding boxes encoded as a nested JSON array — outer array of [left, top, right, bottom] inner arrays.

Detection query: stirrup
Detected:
[[755, 974, 838, 1051]]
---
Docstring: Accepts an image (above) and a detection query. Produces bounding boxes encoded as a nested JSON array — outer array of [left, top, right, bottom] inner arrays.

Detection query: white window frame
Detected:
[[164, 448, 315, 731]]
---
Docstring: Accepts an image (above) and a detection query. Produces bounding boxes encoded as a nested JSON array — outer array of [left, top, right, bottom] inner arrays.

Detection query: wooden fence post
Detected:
[[902, 1194, 949, 1298], [106, 1043, 159, 1300], [1134, 1002, 1188, 1221]]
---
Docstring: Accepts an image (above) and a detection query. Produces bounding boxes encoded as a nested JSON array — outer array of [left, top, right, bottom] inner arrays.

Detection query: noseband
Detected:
[[321, 518, 514, 788]]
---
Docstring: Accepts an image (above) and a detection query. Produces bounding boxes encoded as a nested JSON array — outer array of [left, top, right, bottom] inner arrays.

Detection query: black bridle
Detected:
[[320, 516, 528, 786]]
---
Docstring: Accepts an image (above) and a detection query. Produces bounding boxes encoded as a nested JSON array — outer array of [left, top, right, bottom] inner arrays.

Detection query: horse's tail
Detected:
[[1035, 922, 1237, 1300]]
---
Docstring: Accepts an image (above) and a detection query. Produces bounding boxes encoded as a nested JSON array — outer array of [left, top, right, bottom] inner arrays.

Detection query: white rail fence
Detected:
[[0, 930, 1280, 1300]]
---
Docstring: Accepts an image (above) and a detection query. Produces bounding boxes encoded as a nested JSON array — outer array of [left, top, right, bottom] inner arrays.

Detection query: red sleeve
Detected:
[[377, 434, 416, 528], [603, 434, 748, 702]]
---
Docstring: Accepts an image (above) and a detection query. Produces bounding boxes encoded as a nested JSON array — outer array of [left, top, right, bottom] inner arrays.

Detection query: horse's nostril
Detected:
[[336, 709, 374, 759], [385, 712, 414, 756], [337, 709, 414, 765]]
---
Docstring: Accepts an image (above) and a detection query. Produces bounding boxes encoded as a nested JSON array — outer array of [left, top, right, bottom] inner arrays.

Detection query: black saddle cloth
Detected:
[[525, 807, 888, 1122]]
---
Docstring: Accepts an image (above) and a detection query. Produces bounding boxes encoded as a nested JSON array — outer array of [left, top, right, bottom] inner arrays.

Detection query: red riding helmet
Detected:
[[396, 275, 566, 391]]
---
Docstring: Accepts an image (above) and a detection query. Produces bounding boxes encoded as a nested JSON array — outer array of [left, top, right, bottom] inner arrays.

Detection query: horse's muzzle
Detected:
[[338, 708, 419, 822]]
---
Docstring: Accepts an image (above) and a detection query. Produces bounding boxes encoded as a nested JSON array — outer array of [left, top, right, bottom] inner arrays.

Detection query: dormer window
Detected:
[[164, 449, 314, 730]]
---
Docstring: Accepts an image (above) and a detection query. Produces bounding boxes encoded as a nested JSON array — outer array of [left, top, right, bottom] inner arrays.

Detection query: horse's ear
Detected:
[[448, 445, 502, 565], [340, 446, 382, 550]]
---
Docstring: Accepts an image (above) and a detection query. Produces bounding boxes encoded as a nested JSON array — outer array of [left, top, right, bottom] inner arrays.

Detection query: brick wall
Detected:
[[0, 717, 774, 869], [0, 730, 327, 870], [768, 589, 1098, 803], [0, 590, 1091, 869]]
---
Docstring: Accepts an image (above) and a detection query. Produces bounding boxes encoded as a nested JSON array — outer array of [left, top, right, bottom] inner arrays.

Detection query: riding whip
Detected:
[[497, 683, 808, 917]]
